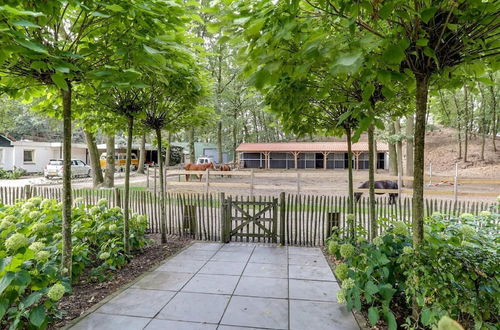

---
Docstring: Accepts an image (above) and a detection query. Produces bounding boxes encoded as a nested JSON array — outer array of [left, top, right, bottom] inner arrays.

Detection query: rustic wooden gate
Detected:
[[221, 195, 279, 243]]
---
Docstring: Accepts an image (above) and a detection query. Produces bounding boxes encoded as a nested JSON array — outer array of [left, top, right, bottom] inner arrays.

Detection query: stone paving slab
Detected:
[[70, 242, 359, 330]]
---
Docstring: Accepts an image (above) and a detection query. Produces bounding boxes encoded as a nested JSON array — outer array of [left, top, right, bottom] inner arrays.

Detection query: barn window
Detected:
[[23, 149, 35, 163]]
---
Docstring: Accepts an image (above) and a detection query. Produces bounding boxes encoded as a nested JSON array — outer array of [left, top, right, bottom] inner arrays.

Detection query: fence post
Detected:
[[250, 169, 254, 197], [146, 164, 150, 189], [205, 170, 210, 194], [326, 212, 340, 240], [114, 187, 121, 208], [154, 164, 157, 195], [183, 204, 197, 237], [397, 172, 402, 197], [24, 185, 32, 199], [454, 163, 458, 202], [296, 172, 301, 195], [220, 192, 226, 243], [279, 192, 286, 245], [428, 163, 432, 186]]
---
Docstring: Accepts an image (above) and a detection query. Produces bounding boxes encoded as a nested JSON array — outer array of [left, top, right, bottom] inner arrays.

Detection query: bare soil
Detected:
[[51, 235, 192, 329]]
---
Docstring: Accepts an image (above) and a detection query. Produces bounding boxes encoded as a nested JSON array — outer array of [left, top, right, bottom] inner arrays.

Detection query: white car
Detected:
[[44, 159, 91, 179], [196, 156, 215, 165]]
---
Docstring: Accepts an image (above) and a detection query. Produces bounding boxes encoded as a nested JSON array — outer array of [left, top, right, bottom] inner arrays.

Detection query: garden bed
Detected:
[[51, 235, 192, 329]]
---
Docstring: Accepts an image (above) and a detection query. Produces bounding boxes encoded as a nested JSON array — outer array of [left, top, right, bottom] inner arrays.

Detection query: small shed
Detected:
[[236, 142, 389, 170]]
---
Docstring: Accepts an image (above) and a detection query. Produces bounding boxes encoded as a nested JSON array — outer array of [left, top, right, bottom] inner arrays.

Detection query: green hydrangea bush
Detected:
[[0, 197, 149, 328], [327, 208, 499, 330]]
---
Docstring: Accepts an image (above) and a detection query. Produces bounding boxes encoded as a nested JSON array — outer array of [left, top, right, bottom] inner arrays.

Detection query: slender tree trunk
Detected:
[[395, 119, 404, 178], [84, 129, 104, 188], [156, 128, 167, 243], [123, 116, 133, 254], [217, 120, 223, 163], [104, 134, 115, 188], [479, 86, 487, 161], [346, 126, 354, 214], [189, 129, 195, 163], [61, 86, 72, 276], [137, 133, 146, 174], [489, 76, 497, 152], [412, 74, 429, 247], [388, 122, 398, 176], [405, 114, 414, 187], [464, 86, 469, 162], [453, 93, 462, 159], [252, 111, 259, 142], [233, 110, 238, 163], [166, 131, 171, 166], [368, 124, 376, 239]]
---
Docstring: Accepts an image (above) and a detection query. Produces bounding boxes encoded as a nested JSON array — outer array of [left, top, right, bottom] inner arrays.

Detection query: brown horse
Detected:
[[184, 162, 214, 181], [219, 163, 231, 178]]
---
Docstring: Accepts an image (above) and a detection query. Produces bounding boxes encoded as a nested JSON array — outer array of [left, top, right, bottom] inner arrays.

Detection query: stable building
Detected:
[[236, 142, 388, 170]]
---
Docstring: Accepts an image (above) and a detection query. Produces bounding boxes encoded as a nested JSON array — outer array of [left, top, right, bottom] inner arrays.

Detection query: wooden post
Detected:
[[24, 185, 32, 199], [397, 171, 402, 197], [183, 204, 197, 236], [205, 169, 210, 194], [250, 169, 254, 197], [153, 164, 157, 194], [454, 163, 458, 202], [323, 152, 329, 170], [114, 187, 121, 208], [293, 152, 299, 169], [428, 163, 432, 186], [279, 192, 286, 245], [266, 152, 271, 169], [272, 197, 278, 243], [146, 164, 150, 189], [326, 212, 340, 240], [220, 192, 226, 243], [296, 172, 301, 195]]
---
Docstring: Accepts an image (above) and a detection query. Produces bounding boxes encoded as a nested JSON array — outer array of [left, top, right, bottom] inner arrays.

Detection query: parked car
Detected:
[[99, 153, 139, 171], [196, 156, 215, 165], [44, 159, 91, 179]]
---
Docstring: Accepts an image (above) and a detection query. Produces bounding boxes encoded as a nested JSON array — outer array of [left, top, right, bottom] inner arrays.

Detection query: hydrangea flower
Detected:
[[29, 211, 41, 219], [20, 209, 30, 216], [97, 198, 108, 207], [108, 224, 117, 231], [403, 246, 413, 254], [373, 236, 384, 246], [53, 233, 63, 240], [393, 222, 408, 236], [459, 224, 475, 238], [73, 197, 84, 204], [3, 215, 16, 223], [35, 251, 50, 262], [342, 278, 355, 290], [336, 289, 346, 304], [29, 197, 42, 207], [328, 241, 339, 255], [346, 214, 355, 222], [97, 226, 106, 233], [29, 242, 45, 252], [0, 219, 13, 230], [479, 210, 491, 217], [99, 252, 110, 260], [47, 283, 65, 301], [89, 206, 100, 216], [339, 243, 355, 259], [356, 236, 366, 244], [31, 222, 48, 233], [40, 199, 52, 209], [23, 202, 35, 210], [459, 213, 474, 221], [335, 263, 348, 281], [5, 233, 29, 251], [137, 215, 147, 223]]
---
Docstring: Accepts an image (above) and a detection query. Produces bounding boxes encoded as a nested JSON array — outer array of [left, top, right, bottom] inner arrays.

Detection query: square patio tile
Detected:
[[288, 254, 329, 267], [243, 263, 288, 279], [97, 288, 174, 317], [174, 249, 217, 261], [253, 246, 287, 254], [218, 326, 267, 330], [132, 271, 193, 291], [211, 251, 251, 263], [289, 279, 340, 302], [199, 260, 247, 276], [219, 244, 255, 253], [249, 252, 288, 265], [288, 246, 324, 256], [189, 242, 223, 251], [221, 296, 288, 329], [156, 259, 206, 273], [70, 313, 150, 330], [289, 265, 335, 281], [182, 274, 239, 295], [144, 319, 217, 330], [157, 292, 230, 324], [234, 276, 288, 299], [289, 299, 359, 330]]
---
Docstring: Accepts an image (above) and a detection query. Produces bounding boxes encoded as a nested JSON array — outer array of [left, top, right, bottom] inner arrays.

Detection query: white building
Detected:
[[0, 134, 87, 173]]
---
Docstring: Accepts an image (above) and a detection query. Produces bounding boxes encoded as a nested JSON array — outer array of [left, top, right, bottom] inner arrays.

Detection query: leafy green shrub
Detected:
[[0, 197, 149, 328], [0, 167, 27, 179], [328, 208, 500, 330]]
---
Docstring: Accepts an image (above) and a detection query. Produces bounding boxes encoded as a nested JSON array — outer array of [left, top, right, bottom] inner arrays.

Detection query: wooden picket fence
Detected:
[[0, 186, 496, 246]]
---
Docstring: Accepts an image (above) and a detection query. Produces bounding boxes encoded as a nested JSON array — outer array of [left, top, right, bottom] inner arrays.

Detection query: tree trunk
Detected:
[[412, 74, 429, 247], [166, 131, 171, 166], [217, 120, 223, 163], [233, 110, 238, 163], [368, 124, 376, 240], [123, 116, 133, 254], [189, 129, 195, 163], [452, 93, 462, 159], [489, 76, 497, 152], [346, 126, 354, 214], [61, 86, 72, 276], [104, 134, 115, 188], [156, 128, 167, 243], [84, 129, 104, 188], [388, 122, 398, 176], [405, 114, 414, 187], [479, 86, 487, 161], [464, 86, 469, 162], [137, 133, 146, 174], [395, 119, 404, 178]]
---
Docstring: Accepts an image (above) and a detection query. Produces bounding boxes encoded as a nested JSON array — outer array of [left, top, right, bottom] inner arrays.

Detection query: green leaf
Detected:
[[0, 257, 12, 272], [416, 38, 429, 46], [335, 51, 363, 67], [365, 281, 379, 295], [368, 307, 379, 325], [362, 84, 375, 101], [379, 284, 396, 301], [0, 272, 14, 295], [383, 44, 405, 65], [23, 291, 43, 308], [51, 73, 68, 91], [91, 11, 111, 18], [421, 307, 431, 325], [245, 18, 266, 37], [29, 305, 45, 327], [353, 287, 362, 311], [143, 45, 164, 54], [12, 20, 41, 28], [0, 5, 44, 17], [379, 3, 394, 19], [421, 7, 437, 24], [15, 39, 48, 54], [0, 298, 8, 320], [234, 17, 251, 25], [54, 66, 70, 73], [385, 309, 397, 330], [12, 270, 30, 286], [106, 4, 124, 12]]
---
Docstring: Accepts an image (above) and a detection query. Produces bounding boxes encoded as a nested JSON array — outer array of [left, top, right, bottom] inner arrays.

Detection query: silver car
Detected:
[[44, 159, 91, 179]]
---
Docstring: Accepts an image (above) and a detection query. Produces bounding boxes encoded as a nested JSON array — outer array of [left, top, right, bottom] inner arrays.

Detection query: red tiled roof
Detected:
[[236, 142, 388, 153]]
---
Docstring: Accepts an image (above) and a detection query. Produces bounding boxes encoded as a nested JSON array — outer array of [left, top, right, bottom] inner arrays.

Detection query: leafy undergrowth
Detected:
[[326, 204, 499, 330], [0, 197, 149, 329]]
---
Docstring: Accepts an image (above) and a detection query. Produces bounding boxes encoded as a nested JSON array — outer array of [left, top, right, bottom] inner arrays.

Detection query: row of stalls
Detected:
[[236, 142, 388, 170]]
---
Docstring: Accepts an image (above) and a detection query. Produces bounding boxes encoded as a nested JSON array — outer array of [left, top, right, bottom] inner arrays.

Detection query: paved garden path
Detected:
[[69, 242, 359, 330]]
